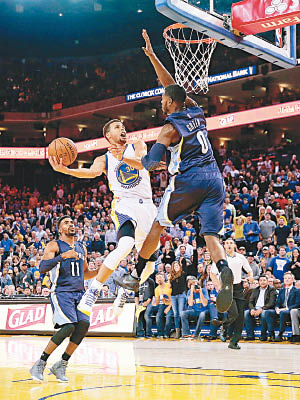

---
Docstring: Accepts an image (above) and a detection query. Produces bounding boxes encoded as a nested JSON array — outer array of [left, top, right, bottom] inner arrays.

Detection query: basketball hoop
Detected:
[[163, 23, 218, 94]]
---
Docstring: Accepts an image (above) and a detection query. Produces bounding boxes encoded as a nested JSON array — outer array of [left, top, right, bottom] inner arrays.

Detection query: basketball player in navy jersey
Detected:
[[113, 29, 233, 313], [30, 216, 99, 382]]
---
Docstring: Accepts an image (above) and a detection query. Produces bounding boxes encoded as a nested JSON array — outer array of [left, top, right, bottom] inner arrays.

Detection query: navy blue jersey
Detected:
[[165, 106, 215, 174], [49, 240, 85, 293]]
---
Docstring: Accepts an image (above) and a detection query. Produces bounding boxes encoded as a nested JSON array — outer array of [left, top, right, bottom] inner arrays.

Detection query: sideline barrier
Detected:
[[0, 299, 136, 337]]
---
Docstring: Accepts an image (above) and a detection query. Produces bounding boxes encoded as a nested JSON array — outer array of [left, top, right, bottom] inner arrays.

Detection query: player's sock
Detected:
[[140, 261, 155, 285], [62, 352, 71, 362], [90, 279, 103, 291], [133, 256, 148, 278], [40, 351, 50, 362], [216, 259, 229, 273]]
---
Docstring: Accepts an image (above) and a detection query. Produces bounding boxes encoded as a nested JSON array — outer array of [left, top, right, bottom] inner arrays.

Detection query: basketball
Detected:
[[48, 138, 78, 166]]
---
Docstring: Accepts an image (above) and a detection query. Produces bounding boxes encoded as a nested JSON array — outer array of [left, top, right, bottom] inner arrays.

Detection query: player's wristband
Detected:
[[40, 255, 63, 274]]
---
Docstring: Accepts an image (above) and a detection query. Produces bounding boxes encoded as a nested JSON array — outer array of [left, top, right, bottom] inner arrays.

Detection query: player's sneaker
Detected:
[[216, 267, 234, 313], [49, 359, 69, 382], [114, 273, 140, 292], [77, 287, 99, 316], [30, 359, 46, 382], [113, 287, 130, 316]]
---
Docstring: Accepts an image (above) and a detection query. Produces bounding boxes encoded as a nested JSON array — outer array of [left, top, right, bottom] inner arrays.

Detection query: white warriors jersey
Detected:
[[105, 144, 152, 199]]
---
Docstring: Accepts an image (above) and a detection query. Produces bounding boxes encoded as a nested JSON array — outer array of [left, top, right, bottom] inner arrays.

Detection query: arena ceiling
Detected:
[[0, 0, 170, 56]]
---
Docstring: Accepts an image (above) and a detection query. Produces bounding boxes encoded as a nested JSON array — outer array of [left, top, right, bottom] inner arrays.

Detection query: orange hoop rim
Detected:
[[163, 23, 219, 44]]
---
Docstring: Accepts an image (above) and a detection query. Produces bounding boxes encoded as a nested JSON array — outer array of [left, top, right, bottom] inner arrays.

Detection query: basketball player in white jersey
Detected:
[[49, 119, 161, 315]]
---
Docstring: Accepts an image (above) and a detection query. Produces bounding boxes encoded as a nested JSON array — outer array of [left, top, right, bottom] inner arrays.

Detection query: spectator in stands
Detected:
[[243, 213, 260, 251], [259, 213, 276, 245], [285, 238, 298, 261], [175, 236, 193, 259], [104, 223, 117, 247], [244, 252, 260, 280], [135, 276, 155, 338], [287, 249, 300, 281], [151, 273, 174, 339], [269, 246, 290, 282], [244, 274, 277, 341], [170, 261, 187, 339], [274, 217, 291, 246], [181, 276, 209, 339], [206, 280, 219, 340], [275, 272, 300, 341], [0, 266, 13, 291], [1, 233, 14, 257], [92, 232, 105, 254], [99, 284, 113, 298], [16, 261, 34, 288]]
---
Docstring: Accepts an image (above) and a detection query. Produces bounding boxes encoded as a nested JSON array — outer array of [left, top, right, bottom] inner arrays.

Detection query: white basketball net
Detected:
[[163, 24, 217, 94]]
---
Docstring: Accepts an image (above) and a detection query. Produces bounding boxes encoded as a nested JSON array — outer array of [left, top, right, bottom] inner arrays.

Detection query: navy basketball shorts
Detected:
[[156, 164, 225, 236], [50, 291, 90, 328]]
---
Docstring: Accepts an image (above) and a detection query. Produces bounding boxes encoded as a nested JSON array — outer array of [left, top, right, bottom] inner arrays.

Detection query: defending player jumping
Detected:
[[113, 29, 233, 313], [30, 216, 99, 382], [49, 121, 162, 317]]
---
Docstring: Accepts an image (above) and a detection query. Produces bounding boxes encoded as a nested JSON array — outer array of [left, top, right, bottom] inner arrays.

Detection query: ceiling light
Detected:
[[137, 9, 143, 13], [59, 13, 63, 17]]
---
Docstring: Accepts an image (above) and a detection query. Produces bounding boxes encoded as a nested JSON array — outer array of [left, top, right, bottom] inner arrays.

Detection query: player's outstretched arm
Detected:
[[142, 29, 197, 108], [49, 155, 106, 178], [142, 29, 175, 88]]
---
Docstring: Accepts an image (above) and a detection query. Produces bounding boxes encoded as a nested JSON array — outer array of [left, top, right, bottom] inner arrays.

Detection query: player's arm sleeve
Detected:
[[141, 143, 167, 171], [39, 241, 63, 274]]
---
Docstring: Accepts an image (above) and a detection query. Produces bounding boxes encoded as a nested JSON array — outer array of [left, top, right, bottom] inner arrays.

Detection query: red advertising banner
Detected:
[[1, 100, 300, 159], [232, 0, 300, 35], [89, 303, 118, 330], [5, 304, 47, 330]]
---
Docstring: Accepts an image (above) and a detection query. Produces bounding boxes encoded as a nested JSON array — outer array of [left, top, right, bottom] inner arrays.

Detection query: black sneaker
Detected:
[[211, 318, 223, 327], [216, 267, 234, 313], [114, 273, 140, 292], [228, 342, 241, 350]]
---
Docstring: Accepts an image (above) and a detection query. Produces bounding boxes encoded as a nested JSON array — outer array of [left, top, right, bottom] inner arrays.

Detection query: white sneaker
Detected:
[[113, 287, 130, 316], [77, 288, 99, 316]]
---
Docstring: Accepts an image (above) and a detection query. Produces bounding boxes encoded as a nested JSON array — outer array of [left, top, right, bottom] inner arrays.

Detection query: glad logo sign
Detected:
[[89, 304, 118, 330], [6, 304, 47, 330]]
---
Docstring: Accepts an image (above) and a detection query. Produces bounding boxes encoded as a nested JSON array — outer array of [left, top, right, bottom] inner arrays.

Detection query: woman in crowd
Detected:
[[169, 261, 186, 339], [288, 248, 300, 280]]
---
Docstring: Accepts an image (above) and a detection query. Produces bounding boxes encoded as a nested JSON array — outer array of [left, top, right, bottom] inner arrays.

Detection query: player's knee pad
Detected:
[[70, 320, 90, 345], [140, 261, 155, 285], [51, 323, 76, 346], [104, 236, 135, 271]]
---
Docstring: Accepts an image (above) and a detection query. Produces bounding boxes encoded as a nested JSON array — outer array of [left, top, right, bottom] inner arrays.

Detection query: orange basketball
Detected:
[[48, 138, 78, 166]]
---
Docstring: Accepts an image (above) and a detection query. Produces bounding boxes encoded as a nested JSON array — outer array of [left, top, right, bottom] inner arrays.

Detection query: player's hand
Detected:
[[61, 249, 79, 260], [49, 156, 69, 173], [142, 29, 155, 57], [155, 161, 167, 170], [108, 145, 125, 161]]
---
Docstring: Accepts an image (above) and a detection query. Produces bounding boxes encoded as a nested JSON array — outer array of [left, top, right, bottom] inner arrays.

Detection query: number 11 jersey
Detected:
[[49, 240, 85, 292]]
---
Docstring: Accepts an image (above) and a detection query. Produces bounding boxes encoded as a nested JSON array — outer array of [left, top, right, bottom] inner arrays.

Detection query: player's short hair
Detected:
[[164, 84, 186, 104], [57, 215, 72, 229], [103, 119, 122, 140]]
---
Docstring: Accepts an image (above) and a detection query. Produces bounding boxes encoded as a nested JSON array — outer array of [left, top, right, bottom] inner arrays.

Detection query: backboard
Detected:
[[155, 0, 297, 68]]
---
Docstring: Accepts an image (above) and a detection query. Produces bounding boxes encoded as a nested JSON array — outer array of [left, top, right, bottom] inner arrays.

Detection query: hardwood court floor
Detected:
[[1, 335, 300, 400]]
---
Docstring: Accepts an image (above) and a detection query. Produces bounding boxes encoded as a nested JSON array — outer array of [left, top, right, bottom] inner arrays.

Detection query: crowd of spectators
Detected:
[[0, 47, 299, 115], [1, 146, 300, 341]]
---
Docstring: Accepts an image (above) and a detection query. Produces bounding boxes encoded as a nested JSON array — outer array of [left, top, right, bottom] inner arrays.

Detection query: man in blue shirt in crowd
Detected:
[[243, 213, 260, 252], [181, 276, 209, 338], [269, 246, 290, 282], [1, 233, 14, 257]]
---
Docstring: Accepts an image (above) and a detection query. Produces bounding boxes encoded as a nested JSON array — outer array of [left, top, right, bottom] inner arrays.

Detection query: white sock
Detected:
[[90, 279, 103, 291], [140, 261, 155, 285]]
